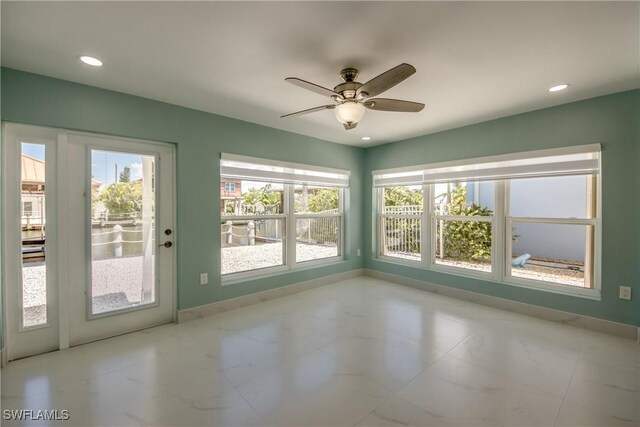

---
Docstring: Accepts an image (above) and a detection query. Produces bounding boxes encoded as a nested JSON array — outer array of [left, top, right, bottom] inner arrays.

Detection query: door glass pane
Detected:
[[91, 150, 156, 315], [21, 143, 47, 327], [510, 222, 592, 288]]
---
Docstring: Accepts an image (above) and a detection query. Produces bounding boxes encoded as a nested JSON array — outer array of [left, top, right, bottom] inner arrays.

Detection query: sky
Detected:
[[91, 150, 146, 187], [22, 143, 147, 188]]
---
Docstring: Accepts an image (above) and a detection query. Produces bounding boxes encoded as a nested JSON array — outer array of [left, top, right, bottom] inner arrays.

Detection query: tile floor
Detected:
[[1, 277, 639, 426]]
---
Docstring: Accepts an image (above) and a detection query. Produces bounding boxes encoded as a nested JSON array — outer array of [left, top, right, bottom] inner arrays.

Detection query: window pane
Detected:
[[221, 179, 284, 216], [381, 217, 421, 261], [509, 175, 594, 218], [295, 185, 339, 214], [296, 218, 339, 262], [91, 150, 156, 315], [221, 219, 285, 274], [434, 181, 494, 215], [510, 222, 592, 288], [383, 186, 423, 214], [435, 219, 492, 273], [21, 143, 47, 327]]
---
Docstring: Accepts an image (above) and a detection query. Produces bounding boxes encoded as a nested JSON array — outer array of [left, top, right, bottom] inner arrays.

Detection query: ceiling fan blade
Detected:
[[364, 98, 425, 112], [358, 63, 416, 98], [343, 122, 357, 130], [285, 77, 341, 98], [280, 105, 335, 118]]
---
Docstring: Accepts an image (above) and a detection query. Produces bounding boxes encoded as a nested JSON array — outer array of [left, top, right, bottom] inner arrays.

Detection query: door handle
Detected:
[[159, 241, 173, 248]]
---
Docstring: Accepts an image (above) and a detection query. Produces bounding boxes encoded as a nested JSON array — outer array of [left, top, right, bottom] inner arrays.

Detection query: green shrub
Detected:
[[437, 182, 492, 260]]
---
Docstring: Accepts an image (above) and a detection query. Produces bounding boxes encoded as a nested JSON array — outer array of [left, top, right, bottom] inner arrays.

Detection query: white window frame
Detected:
[[373, 145, 601, 300], [220, 155, 347, 282], [293, 187, 343, 266], [429, 184, 497, 280], [223, 181, 235, 192], [502, 177, 601, 298], [377, 185, 425, 266]]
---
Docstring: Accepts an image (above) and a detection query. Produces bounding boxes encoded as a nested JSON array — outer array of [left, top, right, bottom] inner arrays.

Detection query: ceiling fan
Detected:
[[281, 63, 425, 130]]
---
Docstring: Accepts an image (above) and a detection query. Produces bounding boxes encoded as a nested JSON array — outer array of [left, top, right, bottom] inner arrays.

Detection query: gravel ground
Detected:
[[92, 256, 155, 314], [22, 262, 47, 327], [386, 251, 584, 287], [222, 242, 338, 274], [22, 256, 155, 325]]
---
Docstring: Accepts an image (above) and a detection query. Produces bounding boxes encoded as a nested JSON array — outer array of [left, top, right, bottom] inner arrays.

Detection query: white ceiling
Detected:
[[2, 2, 639, 147]]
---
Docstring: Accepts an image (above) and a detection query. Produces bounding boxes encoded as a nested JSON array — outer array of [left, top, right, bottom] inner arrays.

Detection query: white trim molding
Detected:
[[365, 269, 638, 341], [178, 269, 363, 323]]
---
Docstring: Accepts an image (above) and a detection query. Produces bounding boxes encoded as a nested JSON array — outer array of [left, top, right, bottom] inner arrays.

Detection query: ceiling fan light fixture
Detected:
[[334, 101, 365, 125]]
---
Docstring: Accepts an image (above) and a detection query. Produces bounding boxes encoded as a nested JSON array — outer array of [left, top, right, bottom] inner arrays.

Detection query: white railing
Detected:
[[384, 205, 422, 215], [296, 216, 339, 246], [221, 219, 284, 246], [381, 217, 421, 256]]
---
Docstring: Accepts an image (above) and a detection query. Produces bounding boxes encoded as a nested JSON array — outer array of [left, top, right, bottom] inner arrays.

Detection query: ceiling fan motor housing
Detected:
[[334, 82, 363, 100], [339, 67, 359, 82]]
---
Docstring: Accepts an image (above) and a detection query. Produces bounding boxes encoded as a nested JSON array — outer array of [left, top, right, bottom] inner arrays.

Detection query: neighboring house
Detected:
[[220, 179, 242, 213], [469, 177, 592, 262], [20, 154, 45, 230], [21, 153, 102, 230]]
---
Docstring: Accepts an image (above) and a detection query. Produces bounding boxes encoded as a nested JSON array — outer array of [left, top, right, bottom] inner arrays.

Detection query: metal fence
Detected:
[[381, 217, 421, 256], [380, 205, 421, 258], [296, 216, 339, 246], [384, 205, 422, 215]]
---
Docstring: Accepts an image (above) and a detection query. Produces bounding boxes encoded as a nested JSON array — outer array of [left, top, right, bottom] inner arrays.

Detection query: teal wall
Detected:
[[364, 90, 640, 327], [1, 67, 638, 350], [0, 68, 365, 316]]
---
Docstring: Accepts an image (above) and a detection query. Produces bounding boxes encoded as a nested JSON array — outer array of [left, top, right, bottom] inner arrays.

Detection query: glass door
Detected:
[[2, 124, 176, 361], [66, 133, 175, 346]]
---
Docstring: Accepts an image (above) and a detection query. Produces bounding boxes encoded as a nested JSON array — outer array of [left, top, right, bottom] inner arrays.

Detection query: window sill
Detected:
[[503, 276, 601, 300], [377, 254, 423, 267], [374, 257, 601, 301], [222, 257, 347, 286]]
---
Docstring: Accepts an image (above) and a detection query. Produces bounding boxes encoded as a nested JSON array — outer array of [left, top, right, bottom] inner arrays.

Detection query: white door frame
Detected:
[[2, 124, 60, 362], [2, 123, 177, 364]]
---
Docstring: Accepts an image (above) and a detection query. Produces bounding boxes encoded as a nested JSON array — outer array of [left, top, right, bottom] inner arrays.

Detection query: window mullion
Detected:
[[287, 184, 295, 269], [494, 180, 506, 281], [422, 184, 431, 267]]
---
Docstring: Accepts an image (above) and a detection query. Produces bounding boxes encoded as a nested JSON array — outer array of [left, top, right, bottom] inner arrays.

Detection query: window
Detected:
[[294, 185, 341, 263], [379, 186, 423, 261], [220, 154, 348, 278], [224, 182, 235, 192], [507, 175, 596, 288], [373, 144, 601, 298], [433, 181, 494, 273], [22, 201, 33, 216]]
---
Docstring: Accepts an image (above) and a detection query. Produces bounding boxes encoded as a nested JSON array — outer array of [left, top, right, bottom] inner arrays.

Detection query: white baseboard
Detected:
[[365, 269, 639, 341], [178, 269, 364, 323]]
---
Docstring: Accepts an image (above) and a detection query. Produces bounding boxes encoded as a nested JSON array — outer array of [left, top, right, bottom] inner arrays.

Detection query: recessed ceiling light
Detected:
[[361, 136, 372, 141], [548, 84, 569, 92], [79, 55, 103, 67]]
